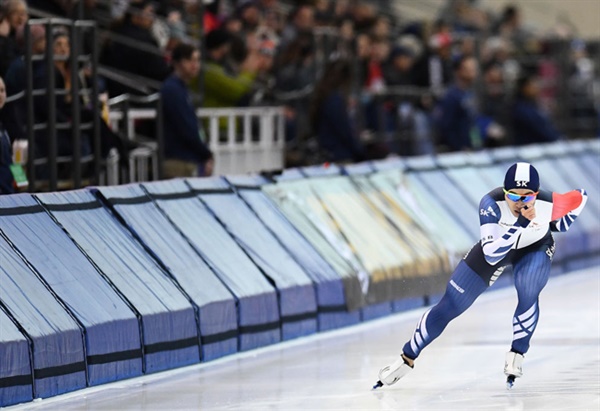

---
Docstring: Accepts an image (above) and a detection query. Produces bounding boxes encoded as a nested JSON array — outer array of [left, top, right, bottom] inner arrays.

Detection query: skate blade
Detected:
[[506, 375, 516, 390]]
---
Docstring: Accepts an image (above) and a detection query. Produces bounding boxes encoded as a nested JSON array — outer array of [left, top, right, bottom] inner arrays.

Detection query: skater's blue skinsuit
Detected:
[[402, 186, 588, 360]]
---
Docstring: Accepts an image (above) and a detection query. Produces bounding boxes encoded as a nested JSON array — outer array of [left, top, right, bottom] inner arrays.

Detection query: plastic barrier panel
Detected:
[[36, 190, 200, 373], [437, 152, 496, 207], [226, 175, 360, 331], [262, 179, 367, 311], [0, 194, 142, 387], [0, 236, 86, 406], [300, 164, 343, 178], [344, 167, 452, 301], [141, 179, 280, 351], [94, 184, 238, 361], [464, 151, 506, 187], [186, 177, 317, 340], [271, 172, 428, 314], [273, 167, 305, 181], [404, 156, 480, 240], [0, 306, 33, 406], [368, 163, 473, 260]]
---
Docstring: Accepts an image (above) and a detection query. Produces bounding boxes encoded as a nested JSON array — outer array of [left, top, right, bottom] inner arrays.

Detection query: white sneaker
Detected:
[[504, 351, 524, 378], [378, 354, 414, 386]]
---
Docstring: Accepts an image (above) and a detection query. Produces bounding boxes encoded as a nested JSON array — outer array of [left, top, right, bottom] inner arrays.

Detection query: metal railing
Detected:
[[106, 93, 163, 182], [23, 18, 101, 191], [108, 106, 285, 176]]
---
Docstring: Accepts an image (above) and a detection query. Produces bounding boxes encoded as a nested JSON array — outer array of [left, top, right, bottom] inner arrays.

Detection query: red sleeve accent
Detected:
[[551, 191, 583, 220]]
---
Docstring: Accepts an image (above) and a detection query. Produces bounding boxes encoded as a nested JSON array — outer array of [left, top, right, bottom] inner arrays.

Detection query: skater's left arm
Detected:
[[550, 189, 588, 232]]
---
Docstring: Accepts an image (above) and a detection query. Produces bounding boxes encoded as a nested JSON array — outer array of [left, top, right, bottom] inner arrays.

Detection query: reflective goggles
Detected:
[[503, 189, 538, 203]]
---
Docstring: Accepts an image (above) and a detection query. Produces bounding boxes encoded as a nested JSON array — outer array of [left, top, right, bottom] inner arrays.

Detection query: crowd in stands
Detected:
[[0, 0, 598, 192]]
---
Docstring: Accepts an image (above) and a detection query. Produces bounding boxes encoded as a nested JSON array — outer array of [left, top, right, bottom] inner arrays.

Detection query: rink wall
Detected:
[[1, 140, 599, 407]]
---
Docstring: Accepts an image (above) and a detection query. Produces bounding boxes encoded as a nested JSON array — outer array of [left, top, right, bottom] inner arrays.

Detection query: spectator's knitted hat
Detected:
[[390, 46, 414, 59], [504, 162, 540, 192], [205, 28, 232, 50]]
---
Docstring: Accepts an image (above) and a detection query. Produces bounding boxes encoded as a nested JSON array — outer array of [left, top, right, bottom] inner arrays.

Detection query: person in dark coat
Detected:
[[161, 43, 213, 177], [435, 55, 480, 152], [512, 75, 562, 146], [102, 0, 170, 95], [0, 76, 15, 194], [309, 59, 365, 163]]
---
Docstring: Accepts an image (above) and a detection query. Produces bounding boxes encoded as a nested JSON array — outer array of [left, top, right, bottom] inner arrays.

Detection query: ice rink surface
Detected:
[[8, 266, 599, 411]]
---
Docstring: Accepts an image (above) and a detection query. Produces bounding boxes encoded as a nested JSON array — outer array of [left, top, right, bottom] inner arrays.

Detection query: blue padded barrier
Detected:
[[0, 194, 142, 387], [0, 234, 85, 402], [226, 175, 360, 331], [35, 190, 200, 374], [342, 163, 452, 309], [280, 164, 442, 319], [0, 306, 32, 406], [403, 155, 479, 241], [575, 140, 600, 182], [186, 177, 318, 341], [370, 157, 406, 172], [369, 159, 474, 259], [273, 167, 305, 182], [300, 164, 343, 178], [141, 179, 280, 351], [261, 179, 366, 313], [340, 162, 375, 175], [436, 152, 493, 208], [463, 151, 506, 187], [94, 185, 238, 361], [489, 146, 520, 169]]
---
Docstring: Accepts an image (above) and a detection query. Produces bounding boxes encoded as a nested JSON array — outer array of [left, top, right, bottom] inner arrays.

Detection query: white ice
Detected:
[[8, 266, 600, 411]]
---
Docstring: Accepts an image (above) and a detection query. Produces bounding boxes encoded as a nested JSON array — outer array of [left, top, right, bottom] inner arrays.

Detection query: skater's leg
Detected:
[[376, 261, 489, 387], [510, 250, 552, 355], [402, 260, 489, 359]]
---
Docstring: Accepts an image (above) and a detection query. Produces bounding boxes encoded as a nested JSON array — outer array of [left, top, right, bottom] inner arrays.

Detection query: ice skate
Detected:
[[504, 351, 524, 389], [372, 353, 414, 389]]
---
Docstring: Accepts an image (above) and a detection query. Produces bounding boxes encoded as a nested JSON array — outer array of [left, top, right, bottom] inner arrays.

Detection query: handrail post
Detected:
[[25, 23, 35, 189], [91, 22, 101, 183], [70, 21, 82, 188], [155, 95, 164, 179], [46, 20, 57, 191]]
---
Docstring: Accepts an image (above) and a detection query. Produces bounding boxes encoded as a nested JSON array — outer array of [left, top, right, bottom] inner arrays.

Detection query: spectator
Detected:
[[102, 0, 170, 95], [203, 28, 258, 109], [434, 55, 481, 152], [33, 31, 129, 176], [512, 74, 562, 146], [494, 5, 528, 46], [0, 76, 14, 194], [412, 20, 453, 96], [0, 0, 28, 77], [568, 40, 598, 138], [478, 62, 507, 147], [279, 4, 314, 50], [309, 59, 365, 163], [383, 46, 435, 155], [382, 46, 415, 87], [2, 25, 46, 142], [272, 32, 316, 146], [32, 30, 91, 163], [161, 43, 213, 178]]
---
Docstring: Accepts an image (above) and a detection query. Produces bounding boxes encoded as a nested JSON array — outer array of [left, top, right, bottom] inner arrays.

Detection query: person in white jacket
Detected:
[[375, 162, 588, 389]]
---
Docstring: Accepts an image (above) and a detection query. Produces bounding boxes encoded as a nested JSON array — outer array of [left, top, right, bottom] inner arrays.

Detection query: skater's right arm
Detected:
[[478, 194, 532, 266]]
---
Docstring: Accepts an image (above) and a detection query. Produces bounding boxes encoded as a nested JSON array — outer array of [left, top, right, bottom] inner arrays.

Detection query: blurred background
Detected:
[[0, 0, 598, 191]]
